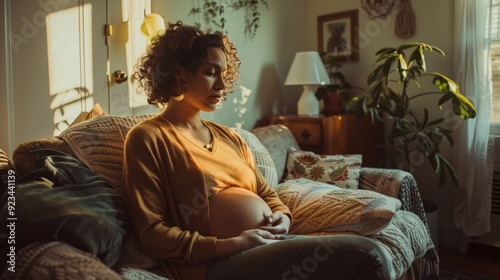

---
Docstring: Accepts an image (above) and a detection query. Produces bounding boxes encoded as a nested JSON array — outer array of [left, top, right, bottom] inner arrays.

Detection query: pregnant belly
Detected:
[[209, 187, 272, 238]]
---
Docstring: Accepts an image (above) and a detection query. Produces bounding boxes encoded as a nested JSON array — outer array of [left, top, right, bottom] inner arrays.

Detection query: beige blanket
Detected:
[[277, 179, 434, 279]]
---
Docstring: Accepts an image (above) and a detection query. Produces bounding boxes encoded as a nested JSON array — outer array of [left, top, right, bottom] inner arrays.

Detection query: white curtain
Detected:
[[453, 0, 495, 237]]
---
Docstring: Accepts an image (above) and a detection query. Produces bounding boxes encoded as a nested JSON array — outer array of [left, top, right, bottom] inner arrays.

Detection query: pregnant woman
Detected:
[[123, 21, 389, 280]]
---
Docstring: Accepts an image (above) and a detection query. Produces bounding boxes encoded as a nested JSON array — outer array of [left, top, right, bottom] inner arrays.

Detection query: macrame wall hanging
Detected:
[[361, 0, 416, 39], [361, 0, 397, 19], [394, 0, 416, 39]]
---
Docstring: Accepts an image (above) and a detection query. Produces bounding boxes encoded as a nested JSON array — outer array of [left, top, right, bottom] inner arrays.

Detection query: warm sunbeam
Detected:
[[46, 4, 93, 136]]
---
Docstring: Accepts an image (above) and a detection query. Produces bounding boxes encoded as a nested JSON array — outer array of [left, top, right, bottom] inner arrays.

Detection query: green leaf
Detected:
[[427, 118, 445, 126], [397, 54, 408, 82], [381, 56, 397, 85], [432, 73, 477, 119], [441, 154, 459, 187], [375, 47, 397, 56], [417, 108, 429, 132], [368, 64, 383, 85], [397, 42, 421, 52], [417, 45, 426, 72], [437, 93, 453, 108], [345, 96, 360, 113]]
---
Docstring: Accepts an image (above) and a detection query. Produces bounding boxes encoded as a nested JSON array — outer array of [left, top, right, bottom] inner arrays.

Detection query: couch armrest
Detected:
[[360, 167, 439, 277], [360, 167, 426, 215], [12, 137, 75, 177], [359, 168, 412, 198]]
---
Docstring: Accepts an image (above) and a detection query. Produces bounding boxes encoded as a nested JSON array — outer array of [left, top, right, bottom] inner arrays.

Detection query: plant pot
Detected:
[[322, 90, 345, 115], [424, 200, 439, 252]]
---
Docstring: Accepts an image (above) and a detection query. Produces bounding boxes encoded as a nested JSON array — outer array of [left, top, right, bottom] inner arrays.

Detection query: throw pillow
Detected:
[[68, 103, 105, 127], [285, 148, 362, 189], [232, 128, 279, 188], [276, 178, 401, 236]]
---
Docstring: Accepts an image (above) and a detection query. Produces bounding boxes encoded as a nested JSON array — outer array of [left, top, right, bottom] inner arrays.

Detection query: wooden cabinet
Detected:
[[264, 114, 384, 167]]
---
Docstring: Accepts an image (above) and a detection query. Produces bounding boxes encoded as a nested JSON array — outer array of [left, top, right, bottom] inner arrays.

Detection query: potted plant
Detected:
[[346, 42, 477, 187], [315, 53, 352, 115]]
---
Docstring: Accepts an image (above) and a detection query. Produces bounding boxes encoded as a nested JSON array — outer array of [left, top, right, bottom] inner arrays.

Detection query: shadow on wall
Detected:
[[253, 64, 284, 125]]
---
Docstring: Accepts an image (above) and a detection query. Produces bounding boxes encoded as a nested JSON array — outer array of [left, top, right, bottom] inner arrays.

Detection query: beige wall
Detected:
[[0, 2, 9, 153]]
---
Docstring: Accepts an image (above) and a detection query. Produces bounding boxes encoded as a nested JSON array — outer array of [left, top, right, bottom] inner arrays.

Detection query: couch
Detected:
[[0, 114, 438, 280]]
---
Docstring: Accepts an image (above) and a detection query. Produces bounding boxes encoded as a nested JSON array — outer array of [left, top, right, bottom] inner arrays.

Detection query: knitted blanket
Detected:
[[60, 114, 155, 190], [277, 178, 402, 236], [276, 178, 434, 279], [360, 168, 440, 278]]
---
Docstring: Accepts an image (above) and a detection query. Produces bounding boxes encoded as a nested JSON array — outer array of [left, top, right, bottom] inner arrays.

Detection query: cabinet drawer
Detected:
[[286, 121, 322, 147]]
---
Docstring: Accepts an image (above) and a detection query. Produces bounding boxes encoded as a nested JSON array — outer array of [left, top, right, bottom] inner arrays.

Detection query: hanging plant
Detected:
[[189, 0, 268, 39]]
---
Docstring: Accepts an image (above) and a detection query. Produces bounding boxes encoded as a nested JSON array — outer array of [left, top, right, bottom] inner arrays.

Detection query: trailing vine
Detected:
[[189, 0, 268, 40]]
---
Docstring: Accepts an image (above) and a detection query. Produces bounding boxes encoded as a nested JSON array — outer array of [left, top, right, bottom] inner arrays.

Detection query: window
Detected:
[[491, 0, 500, 124]]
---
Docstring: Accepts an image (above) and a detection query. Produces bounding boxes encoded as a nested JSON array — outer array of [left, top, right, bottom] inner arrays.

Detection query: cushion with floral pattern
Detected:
[[285, 148, 362, 189]]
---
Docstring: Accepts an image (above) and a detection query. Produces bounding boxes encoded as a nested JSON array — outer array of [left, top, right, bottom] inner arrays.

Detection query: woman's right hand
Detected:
[[214, 229, 284, 259], [237, 229, 285, 249]]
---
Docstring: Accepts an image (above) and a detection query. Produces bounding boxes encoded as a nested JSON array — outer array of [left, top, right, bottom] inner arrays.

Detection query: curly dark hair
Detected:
[[133, 21, 241, 107]]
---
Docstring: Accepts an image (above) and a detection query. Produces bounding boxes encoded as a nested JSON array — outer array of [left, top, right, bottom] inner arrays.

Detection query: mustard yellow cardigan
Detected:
[[122, 116, 291, 280]]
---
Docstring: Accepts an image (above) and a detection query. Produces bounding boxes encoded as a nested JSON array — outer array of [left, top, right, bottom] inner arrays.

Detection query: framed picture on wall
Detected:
[[318, 9, 359, 63]]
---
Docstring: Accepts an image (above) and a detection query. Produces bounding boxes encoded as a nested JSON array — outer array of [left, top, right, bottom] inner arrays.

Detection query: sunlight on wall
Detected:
[[125, 0, 151, 108], [232, 85, 252, 128], [46, 4, 93, 136]]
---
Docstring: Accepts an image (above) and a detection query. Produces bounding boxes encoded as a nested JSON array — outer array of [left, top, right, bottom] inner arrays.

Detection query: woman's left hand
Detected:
[[260, 211, 291, 235]]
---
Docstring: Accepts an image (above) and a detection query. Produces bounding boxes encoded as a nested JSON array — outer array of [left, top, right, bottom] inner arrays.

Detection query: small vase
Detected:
[[322, 90, 345, 115]]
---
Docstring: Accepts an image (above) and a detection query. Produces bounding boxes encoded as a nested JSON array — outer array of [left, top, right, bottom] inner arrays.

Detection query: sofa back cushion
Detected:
[[250, 125, 300, 182], [232, 128, 278, 188], [59, 114, 154, 190]]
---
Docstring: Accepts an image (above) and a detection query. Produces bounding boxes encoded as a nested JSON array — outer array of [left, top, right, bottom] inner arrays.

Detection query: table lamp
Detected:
[[284, 51, 330, 115]]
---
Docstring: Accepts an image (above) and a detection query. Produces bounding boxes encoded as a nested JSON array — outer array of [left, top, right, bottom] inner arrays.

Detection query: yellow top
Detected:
[[122, 115, 291, 280]]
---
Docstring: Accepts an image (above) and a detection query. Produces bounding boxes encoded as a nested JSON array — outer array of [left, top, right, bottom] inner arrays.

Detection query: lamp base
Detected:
[[297, 85, 319, 116]]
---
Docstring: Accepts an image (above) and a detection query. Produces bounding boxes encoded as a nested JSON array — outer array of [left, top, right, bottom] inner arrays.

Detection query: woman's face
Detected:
[[181, 47, 227, 112]]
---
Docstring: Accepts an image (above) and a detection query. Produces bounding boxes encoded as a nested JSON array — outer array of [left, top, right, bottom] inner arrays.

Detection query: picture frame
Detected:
[[318, 9, 359, 63]]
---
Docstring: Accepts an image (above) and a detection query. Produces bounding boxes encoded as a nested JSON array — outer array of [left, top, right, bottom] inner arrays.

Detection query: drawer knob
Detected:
[[300, 129, 311, 141]]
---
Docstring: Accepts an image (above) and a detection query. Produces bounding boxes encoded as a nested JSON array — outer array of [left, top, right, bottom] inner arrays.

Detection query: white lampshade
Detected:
[[285, 51, 330, 115]]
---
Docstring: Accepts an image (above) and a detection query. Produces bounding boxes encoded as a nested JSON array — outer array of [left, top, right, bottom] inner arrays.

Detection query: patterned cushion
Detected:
[[232, 128, 279, 188], [276, 178, 401, 235], [285, 149, 362, 189]]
